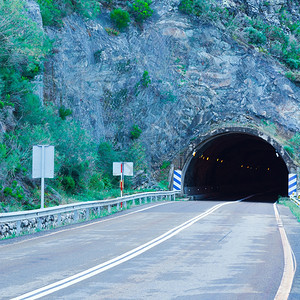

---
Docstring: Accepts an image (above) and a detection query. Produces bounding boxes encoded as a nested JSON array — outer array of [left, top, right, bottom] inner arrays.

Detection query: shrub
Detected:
[[61, 176, 76, 193], [36, 0, 100, 26], [59, 106, 72, 120], [110, 8, 130, 30], [285, 71, 300, 83], [285, 58, 300, 70], [160, 161, 171, 170], [141, 71, 151, 87], [245, 27, 267, 45], [130, 125, 142, 139], [179, 0, 212, 19], [105, 27, 120, 36], [97, 141, 120, 177], [36, 0, 63, 27], [131, 0, 153, 23], [89, 174, 105, 191], [3, 187, 13, 197]]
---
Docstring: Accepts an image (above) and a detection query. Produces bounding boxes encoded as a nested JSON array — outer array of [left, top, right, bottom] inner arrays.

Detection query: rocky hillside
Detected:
[[44, 0, 300, 166], [0, 0, 299, 211]]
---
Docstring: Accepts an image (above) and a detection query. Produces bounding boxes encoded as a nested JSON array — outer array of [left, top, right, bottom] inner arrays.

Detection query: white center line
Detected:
[[12, 200, 238, 300]]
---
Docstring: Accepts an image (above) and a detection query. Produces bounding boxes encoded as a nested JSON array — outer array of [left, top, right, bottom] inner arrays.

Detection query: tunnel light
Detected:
[[247, 166, 250, 169], [200, 154, 203, 158], [241, 165, 243, 168], [221, 160, 223, 163], [207, 157, 209, 160], [192, 151, 196, 157], [217, 158, 219, 161], [276, 152, 279, 158], [267, 168, 270, 171]]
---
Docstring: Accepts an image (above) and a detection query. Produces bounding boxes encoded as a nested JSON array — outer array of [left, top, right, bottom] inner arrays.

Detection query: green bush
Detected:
[[61, 175, 76, 193], [3, 187, 13, 197], [160, 161, 171, 170], [36, 0, 63, 27], [131, 0, 153, 23], [245, 27, 267, 45], [36, 0, 100, 27], [110, 8, 130, 30], [130, 125, 142, 139], [89, 174, 105, 191], [141, 71, 151, 87], [179, 0, 212, 19], [59, 106, 73, 120]]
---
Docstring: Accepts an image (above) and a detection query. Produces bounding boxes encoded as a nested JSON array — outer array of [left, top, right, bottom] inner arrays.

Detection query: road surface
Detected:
[[0, 199, 299, 299]]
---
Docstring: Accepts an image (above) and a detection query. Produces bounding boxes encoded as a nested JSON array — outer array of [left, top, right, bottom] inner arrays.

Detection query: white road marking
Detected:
[[0, 202, 173, 248], [273, 203, 297, 300], [12, 200, 238, 299]]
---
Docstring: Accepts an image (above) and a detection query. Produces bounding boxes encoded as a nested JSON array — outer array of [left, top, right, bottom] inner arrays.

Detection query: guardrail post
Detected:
[[57, 213, 61, 226], [132, 199, 135, 207], [74, 211, 78, 223], [139, 198, 142, 205], [16, 220, 21, 236], [86, 208, 90, 220], [97, 206, 101, 216], [108, 205, 111, 214], [124, 201, 127, 209], [37, 217, 42, 230], [117, 202, 120, 210]]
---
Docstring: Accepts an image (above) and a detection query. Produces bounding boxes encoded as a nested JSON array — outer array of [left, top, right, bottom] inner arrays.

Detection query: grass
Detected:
[[278, 197, 300, 222]]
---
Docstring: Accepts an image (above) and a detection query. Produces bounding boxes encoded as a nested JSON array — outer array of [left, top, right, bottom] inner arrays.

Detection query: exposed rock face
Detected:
[[43, 0, 300, 170]]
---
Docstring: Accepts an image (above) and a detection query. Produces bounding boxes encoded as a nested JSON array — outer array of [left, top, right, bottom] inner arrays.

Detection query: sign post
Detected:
[[32, 145, 54, 209], [113, 162, 133, 197]]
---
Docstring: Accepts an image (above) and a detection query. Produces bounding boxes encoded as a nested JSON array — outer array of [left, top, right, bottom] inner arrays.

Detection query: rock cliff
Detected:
[[42, 0, 300, 174]]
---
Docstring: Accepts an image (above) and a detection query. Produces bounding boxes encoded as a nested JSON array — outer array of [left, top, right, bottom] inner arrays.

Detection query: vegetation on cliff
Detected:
[[179, 0, 300, 82], [0, 0, 148, 212]]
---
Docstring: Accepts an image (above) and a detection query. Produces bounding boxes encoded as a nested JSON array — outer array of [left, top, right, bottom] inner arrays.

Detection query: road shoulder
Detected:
[[278, 204, 300, 299]]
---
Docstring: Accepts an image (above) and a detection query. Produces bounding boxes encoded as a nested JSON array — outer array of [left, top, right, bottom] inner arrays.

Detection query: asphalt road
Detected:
[[0, 199, 299, 299]]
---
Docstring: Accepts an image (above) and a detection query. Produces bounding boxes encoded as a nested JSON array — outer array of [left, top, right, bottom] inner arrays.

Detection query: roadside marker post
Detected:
[[32, 145, 55, 209], [113, 162, 133, 198], [288, 174, 297, 198], [173, 170, 182, 191]]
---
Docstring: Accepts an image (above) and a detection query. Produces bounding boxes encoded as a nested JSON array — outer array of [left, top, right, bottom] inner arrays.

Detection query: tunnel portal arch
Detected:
[[180, 127, 295, 200]]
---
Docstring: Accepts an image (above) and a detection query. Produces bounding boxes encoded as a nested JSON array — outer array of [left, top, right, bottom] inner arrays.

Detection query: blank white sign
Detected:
[[32, 145, 55, 178], [113, 162, 133, 176]]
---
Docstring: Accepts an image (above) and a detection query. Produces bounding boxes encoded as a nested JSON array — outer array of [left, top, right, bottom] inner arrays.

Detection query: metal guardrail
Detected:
[[0, 191, 179, 237], [290, 196, 300, 207]]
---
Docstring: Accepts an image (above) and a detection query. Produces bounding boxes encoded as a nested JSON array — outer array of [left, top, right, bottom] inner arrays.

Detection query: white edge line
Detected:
[[12, 201, 238, 300], [273, 203, 296, 300]]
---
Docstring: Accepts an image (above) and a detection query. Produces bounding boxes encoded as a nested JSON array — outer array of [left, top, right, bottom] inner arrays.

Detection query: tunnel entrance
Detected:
[[183, 133, 288, 202]]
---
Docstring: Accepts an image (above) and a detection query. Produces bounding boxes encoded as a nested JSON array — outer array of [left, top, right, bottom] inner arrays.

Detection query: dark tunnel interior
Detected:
[[184, 133, 288, 202]]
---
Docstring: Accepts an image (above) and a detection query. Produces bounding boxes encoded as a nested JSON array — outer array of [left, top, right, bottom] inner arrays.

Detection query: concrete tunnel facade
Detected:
[[174, 127, 297, 201]]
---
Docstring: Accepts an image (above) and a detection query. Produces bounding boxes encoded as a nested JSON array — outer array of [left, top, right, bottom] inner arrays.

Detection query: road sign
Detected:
[[32, 145, 54, 178], [113, 162, 133, 176], [113, 162, 133, 197], [173, 170, 182, 191], [32, 145, 55, 209]]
